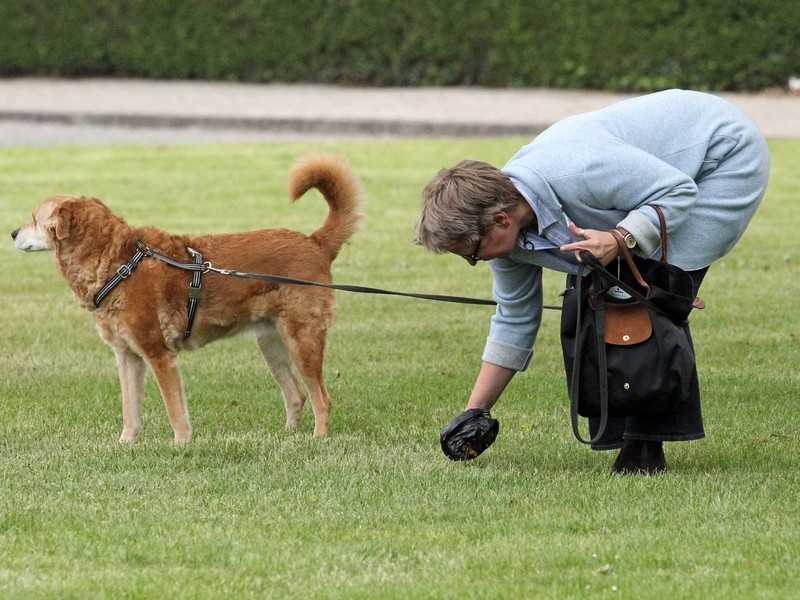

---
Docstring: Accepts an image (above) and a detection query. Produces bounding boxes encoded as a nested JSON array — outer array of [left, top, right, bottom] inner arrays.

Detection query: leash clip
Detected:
[[203, 261, 232, 276], [117, 264, 132, 279], [208, 264, 233, 275]]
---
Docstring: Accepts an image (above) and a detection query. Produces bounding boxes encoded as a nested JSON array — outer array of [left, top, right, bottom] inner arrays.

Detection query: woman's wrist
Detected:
[[465, 361, 517, 411], [599, 231, 621, 265]]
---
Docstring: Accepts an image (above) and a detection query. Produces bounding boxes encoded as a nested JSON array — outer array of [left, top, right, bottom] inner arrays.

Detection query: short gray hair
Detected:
[[415, 160, 521, 252]]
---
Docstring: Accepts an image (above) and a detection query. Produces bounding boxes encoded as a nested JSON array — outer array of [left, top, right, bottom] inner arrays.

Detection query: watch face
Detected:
[[626, 237, 636, 249]]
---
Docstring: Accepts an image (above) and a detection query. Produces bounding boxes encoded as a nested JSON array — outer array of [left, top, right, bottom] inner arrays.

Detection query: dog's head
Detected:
[[11, 196, 109, 252]]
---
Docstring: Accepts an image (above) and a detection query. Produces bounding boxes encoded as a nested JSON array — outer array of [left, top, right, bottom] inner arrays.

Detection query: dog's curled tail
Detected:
[[288, 154, 363, 260]]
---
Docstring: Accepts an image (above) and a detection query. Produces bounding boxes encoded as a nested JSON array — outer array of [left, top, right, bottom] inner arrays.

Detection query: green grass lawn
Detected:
[[1, 138, 798, 599]]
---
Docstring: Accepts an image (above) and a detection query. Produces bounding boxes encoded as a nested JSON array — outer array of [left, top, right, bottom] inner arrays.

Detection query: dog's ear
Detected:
[[51, 204, 72, 241]]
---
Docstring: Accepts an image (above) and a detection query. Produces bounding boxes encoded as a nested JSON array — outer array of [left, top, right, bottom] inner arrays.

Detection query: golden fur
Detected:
[[13, 154, 362, 443]]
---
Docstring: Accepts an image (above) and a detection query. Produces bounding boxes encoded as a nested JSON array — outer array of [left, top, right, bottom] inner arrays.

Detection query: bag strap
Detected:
[[579, 249, 692, 322], [654, 206, 668, 263], [609, 229, 650, 290], [579, 252, 652, 308], [609, 205, 669, 284], [569, 271, 609, 445]]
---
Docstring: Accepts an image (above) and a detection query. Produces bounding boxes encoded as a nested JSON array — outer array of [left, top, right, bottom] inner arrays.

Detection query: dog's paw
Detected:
[[119, 429, 139, 444], [172, 433, 192, 447]]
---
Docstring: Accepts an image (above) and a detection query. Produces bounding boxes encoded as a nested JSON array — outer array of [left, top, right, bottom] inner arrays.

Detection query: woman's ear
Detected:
[[493, 211, 511, 228]]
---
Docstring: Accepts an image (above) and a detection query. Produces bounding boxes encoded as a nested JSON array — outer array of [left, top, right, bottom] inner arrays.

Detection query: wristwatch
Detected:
[[615, 226, 637, 249]]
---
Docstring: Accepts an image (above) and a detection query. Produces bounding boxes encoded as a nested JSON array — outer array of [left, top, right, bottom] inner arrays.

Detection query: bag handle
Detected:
[[579, 251, 678, 320], [610, 229, 650, 290], [609, 205, 670, 289], [569, 270, 609, 444], [654, 206, 668, 263]]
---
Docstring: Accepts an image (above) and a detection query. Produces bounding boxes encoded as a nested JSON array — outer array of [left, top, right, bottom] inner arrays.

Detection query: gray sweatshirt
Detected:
[[483, 89, 769, 372]]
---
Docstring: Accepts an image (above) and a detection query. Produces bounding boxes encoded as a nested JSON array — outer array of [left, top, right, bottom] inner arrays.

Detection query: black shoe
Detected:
[[611, 440, 667, 475]]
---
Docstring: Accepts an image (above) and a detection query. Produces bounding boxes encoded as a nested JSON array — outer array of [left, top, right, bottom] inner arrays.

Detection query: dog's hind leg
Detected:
[[255, 322, 307, 431], [114, 347, 146, 443], [280, 319, 332, 437], [144, 352, 192, 445]]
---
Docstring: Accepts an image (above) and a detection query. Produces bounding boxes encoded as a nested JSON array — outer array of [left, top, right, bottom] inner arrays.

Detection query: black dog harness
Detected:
[[93, 241, 205, 340]]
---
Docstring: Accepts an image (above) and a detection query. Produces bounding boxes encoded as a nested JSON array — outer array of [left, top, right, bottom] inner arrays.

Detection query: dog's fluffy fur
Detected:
[[12, 154, 362, 443]]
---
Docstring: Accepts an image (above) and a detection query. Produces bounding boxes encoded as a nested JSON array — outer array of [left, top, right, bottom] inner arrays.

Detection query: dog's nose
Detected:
[[11, 228, 19, 240]]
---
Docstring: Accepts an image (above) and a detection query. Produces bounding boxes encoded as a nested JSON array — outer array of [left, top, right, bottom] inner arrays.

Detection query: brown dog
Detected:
[[11, 154, 362, 444]]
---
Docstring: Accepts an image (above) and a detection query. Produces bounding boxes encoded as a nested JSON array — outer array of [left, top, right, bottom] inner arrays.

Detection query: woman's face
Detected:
[[450, 210, 521, 265]]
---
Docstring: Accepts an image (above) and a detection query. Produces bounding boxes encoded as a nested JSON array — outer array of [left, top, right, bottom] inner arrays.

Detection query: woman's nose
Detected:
[[11, 228, 19, 240]]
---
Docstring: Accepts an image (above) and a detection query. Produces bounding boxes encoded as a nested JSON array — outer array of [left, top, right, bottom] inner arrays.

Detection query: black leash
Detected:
[[94, 240, 564, 312]]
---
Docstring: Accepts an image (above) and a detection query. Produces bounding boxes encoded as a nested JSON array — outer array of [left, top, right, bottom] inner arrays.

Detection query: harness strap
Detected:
[[184, 247, 203, 339], [93, 246, 148, 307], [146, 247, 206, 272]]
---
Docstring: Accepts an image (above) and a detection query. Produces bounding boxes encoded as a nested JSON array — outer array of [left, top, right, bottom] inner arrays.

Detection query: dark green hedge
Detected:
[[1, 1, 798, 91]]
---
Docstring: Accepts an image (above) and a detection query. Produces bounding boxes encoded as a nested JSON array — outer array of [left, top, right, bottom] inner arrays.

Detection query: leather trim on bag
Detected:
[[604, 303, 652, 345]]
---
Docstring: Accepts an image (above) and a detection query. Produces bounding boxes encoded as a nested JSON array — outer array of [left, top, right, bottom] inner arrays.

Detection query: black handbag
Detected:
[[559, 207, 703, 444]]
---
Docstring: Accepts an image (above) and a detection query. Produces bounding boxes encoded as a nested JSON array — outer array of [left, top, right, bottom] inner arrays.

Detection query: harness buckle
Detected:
[[117, 264, 132, 279]]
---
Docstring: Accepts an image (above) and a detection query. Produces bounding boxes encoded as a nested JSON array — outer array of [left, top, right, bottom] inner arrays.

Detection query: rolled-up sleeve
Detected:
[[583, 142, 699, 258], [481, 257, 542, 372]]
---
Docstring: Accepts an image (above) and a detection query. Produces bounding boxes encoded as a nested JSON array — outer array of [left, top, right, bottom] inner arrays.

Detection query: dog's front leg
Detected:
[[145, 352, 192, 445], [113, 347, 146, 443]]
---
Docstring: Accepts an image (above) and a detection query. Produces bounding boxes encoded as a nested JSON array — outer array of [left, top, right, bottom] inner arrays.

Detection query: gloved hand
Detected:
[[440, 408, 500, 461]]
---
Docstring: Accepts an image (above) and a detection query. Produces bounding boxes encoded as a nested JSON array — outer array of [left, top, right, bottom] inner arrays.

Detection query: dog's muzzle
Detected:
[[11, 228, 19, 240], [440, 408, 500, 461]]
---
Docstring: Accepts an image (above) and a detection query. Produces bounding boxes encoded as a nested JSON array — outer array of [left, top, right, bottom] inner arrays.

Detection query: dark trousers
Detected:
[[590, 266, 709, 450]]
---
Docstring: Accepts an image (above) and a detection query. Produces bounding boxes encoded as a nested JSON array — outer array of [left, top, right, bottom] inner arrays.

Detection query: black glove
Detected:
[[440, 408, 500, 461]]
